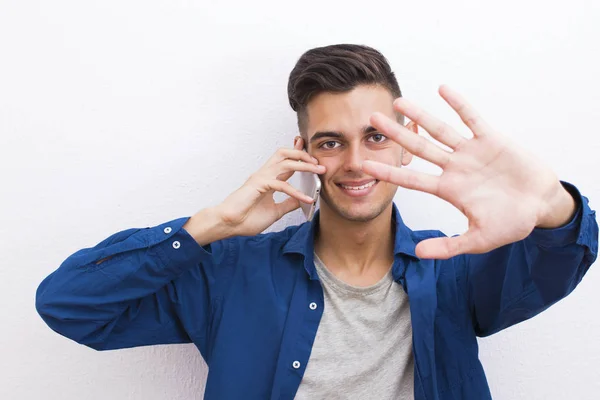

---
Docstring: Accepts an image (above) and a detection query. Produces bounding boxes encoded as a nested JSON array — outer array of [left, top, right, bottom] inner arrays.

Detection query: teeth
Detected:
[[340, 180, 376, 190]]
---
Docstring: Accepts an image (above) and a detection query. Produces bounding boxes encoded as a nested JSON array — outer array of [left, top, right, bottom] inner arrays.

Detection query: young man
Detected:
[[36, 44, 598, 399]]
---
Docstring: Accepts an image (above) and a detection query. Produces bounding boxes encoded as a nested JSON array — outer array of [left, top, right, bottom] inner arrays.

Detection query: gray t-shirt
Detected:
[[294, 252, 414, 400]]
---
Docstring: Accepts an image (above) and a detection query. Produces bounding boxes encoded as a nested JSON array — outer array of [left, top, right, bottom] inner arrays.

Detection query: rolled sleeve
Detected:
[[36, 215, 233, 351], [529, 181, 598, 258]]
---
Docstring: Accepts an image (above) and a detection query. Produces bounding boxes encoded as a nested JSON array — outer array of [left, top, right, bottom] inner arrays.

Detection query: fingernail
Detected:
[[312, 157, 318, 163]]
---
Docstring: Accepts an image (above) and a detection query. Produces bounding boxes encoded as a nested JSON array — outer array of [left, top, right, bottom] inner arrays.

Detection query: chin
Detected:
[[337, 204, 388, 222]]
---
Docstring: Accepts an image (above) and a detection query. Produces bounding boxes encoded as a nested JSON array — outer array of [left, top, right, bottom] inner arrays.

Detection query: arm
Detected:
[[36, 139, 323, 352], [35, 207, 234, 352], [462, 182, 598, 337], [356, 85, 598, 334]]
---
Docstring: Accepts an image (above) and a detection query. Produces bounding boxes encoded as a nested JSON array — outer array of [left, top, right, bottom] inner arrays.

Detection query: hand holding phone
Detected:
[[214, 136, 325, 237], [297, 164, 321, 221], [292, 137, 322, 221]]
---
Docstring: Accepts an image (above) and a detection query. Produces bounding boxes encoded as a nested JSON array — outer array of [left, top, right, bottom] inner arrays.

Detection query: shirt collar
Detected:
[[282, 202, 420, 280]]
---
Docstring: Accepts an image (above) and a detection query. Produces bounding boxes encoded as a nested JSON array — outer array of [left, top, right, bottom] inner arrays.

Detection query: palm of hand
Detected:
[[363, 85, 562, 259], [439, 133, 558, 256]]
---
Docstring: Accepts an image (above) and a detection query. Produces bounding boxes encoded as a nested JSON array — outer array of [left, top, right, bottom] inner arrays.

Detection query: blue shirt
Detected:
[[36, 181, 598, 399]]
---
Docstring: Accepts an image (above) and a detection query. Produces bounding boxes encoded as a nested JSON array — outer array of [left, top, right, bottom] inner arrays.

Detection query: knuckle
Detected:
[[285, 160, 298, 171], [380, 165, 392, 182], [405, 172, 418, 188], [464, 115, 479, 127], [435, 123, 450, 138], [268, 178, 281, 190], [414, 138, 427, 155], [412, 108, 424, 123], [453, 137, 465, 152], [276, 148, 287, 157]]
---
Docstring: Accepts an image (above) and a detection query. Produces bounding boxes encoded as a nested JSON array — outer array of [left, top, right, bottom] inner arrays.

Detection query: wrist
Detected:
[[536, 182, 577, 229], [183, 206, 236, 246]]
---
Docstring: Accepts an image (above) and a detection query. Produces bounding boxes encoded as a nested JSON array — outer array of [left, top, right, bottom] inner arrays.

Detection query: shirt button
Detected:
[[309, 302, 317, 310], [172, 241, 181, 249], [292, 361, 301, 369], [164, 227, 172, 234]]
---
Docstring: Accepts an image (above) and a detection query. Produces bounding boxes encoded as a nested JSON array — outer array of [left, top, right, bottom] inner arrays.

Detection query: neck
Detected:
[[314, 203, 395, 280]]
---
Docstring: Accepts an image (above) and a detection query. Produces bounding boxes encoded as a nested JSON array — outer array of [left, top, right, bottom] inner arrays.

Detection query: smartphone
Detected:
[[298, 169, 321, 221], [291, 147, 322, 221]]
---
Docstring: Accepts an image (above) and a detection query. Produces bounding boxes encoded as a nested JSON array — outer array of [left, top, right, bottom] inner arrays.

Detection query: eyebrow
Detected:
[[309, 125, 379, 144]]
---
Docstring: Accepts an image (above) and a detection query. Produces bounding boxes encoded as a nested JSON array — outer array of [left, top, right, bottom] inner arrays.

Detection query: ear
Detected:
[[401, 121, 418, 166], [406, 120, 418, 134]]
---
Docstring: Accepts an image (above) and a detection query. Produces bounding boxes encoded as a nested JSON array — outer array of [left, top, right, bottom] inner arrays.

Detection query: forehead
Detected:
[[305, 85, 396, 136]]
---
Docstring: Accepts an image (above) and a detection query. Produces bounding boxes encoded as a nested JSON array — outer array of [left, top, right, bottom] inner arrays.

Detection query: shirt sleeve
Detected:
[[461, 181, 598, 337], [35, 216, 235, 353]]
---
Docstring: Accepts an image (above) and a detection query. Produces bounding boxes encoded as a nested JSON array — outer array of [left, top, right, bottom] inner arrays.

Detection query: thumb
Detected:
[[276, 197, 301, 218], [415, 230, 479, 259]]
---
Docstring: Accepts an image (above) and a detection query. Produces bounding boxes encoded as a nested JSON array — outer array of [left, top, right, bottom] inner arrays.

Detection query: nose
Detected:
[[343, 144, 367, 173]]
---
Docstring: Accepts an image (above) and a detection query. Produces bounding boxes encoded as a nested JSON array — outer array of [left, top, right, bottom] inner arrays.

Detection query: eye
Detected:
[[369, 133, 387, 143], [320, 141, 341, 150]]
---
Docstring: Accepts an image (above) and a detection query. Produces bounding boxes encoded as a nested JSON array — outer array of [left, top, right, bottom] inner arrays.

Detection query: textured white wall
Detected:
[[1, 0, 599, 399]]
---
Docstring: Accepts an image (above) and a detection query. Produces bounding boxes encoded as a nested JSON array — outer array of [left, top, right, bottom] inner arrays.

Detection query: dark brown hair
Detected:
[[287, 44, 403, 138]]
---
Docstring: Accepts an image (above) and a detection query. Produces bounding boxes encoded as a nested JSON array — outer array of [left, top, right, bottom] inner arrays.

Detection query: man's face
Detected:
[[305, 84, 405, 222]]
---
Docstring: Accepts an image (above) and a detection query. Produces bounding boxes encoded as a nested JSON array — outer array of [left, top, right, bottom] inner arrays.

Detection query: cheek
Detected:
[[321, 170, 334, 184], [376, 154, 401, 168], [318, 161, 338, 176], [390, 151, 404, 167]]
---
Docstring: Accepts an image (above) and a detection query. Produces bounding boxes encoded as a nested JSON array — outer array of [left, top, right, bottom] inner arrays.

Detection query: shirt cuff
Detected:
[[528, 181, 587, 248], [149, 216, 223, 276]]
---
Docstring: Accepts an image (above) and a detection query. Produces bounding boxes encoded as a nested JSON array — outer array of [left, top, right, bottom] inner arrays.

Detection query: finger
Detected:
[[438, 85, 492, 137], [414, 231, 481, 259], [267, 180, 315, 204], [279, 159, 326, 176], [370, 112, 451, 168], [361, 160, 440, 195], [275, 197, 301, 218], [294, 136, 305, 150], [271, 148, 318, 165], [393, 98, 466, 150]]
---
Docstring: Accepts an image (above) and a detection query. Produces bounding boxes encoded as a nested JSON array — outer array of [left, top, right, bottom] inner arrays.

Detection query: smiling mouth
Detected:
[[335, 179, 379, 197], [337, 180, 378, 190]]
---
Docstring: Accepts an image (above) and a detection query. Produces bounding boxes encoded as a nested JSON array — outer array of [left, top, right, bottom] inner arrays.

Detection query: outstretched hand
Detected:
[[362, 85, 576, 260]]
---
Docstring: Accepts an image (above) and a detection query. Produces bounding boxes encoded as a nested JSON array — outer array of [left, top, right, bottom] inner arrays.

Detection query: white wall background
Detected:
[[1, 0, 598, 399]]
